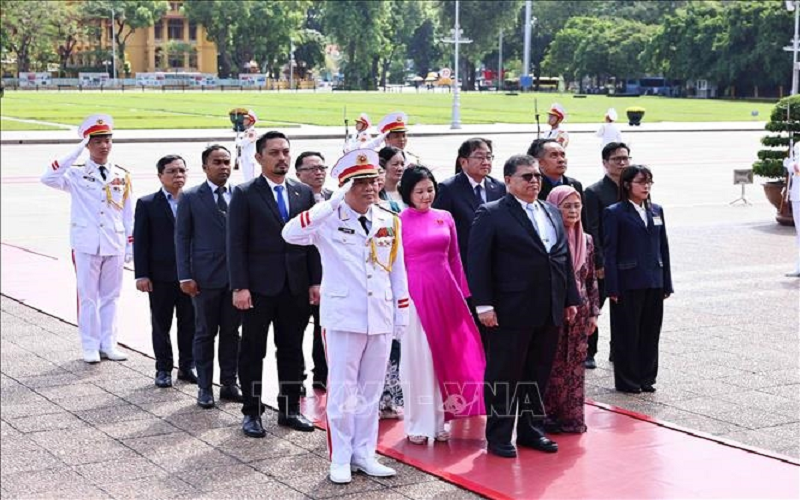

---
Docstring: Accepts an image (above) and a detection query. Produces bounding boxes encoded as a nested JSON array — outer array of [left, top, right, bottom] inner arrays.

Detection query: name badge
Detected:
[[337, 227, 355, 234], [653, 215, 663, 226], [82, 176, 96, 182]]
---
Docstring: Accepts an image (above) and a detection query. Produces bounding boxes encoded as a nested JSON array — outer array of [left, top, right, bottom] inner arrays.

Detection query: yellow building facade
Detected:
[[74, 0, 217, 75]]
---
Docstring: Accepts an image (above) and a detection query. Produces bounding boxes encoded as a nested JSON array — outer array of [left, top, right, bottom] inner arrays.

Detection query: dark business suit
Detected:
[[468, 194, 581, 447], [175, 181, 241, 390], [538, 174, 586, 225], [584, 175, 620, 358], [306, 188, 332, 386], [603, 201, 673, 391], [134, 190, 195, 373], [227, 176, 321, 416]]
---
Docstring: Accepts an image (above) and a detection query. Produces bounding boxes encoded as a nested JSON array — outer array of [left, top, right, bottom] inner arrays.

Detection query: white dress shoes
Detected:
[[329, 463, 352, 484], [351, 457, 397, 477], [99, 348, 127, 361], [83, 350, 101, 364]]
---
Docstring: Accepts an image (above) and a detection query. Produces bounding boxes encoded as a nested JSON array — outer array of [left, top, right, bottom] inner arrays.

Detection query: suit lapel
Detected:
[[624, 201, 648, 230], [456, 173, 480, 210], [254, 176, 284, 224], [485, 177, 504, 202], [504, 196, 544, 250], [286, 179, 304, 220], [155, 190, 175, 226], [199, 182, 225, 227]]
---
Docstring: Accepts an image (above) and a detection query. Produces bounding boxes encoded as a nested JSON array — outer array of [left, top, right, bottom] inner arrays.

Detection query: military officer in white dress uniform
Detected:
[[545, 103, 570, 148], [235, 109, 258, 182], [282, 148, 409, 485], [41, 114, 133, 363], [378, 111, 420, 165], [783, 142, 800, 277], [343, 113, 386, 153]]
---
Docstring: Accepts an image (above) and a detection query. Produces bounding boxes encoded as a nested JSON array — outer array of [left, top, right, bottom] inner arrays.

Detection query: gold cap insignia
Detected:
[[395, 116, 403, 122], [97, 119, 104, 125], [356, 154, 368, 164]]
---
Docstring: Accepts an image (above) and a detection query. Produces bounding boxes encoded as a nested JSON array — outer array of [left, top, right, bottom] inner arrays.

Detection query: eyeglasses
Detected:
[[518, 172, 543, 182], [631, 180, 654, 186], [297, 166, 328, 173], [163, 168, 188, 175], [468, 154, 494, 162], [609, 156, 632, 163]]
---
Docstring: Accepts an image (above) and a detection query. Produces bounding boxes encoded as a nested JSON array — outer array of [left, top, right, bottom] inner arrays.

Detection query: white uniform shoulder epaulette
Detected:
[[376, 204, 400, 216], [113, 164, 129, 173]]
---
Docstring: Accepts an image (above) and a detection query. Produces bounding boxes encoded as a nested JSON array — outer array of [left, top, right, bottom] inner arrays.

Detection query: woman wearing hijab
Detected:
[[398, 166, 486, 443], [603, 165, 673, 394], [544, 185, 600, 433]]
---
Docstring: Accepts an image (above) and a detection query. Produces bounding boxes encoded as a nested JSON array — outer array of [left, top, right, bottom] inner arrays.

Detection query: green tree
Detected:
[[0, 0, 59, 72], [408, 17, 442, 78], [183, 0, 245, 78], [54, 2, 92, 76], [83, 0, 168, 78]]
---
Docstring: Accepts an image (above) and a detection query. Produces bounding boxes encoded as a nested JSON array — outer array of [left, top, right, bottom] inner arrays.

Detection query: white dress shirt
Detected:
[[629, 200, 648, 225], [466, 174, 487, 203], [264, 175, 290, 208], [207, 180, 232, 204]]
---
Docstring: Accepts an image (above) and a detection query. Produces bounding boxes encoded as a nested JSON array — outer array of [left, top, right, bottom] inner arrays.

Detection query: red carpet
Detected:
[[3, 242, 799, 499]]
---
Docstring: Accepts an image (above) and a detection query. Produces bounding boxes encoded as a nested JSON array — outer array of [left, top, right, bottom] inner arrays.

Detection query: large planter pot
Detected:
[[626, 110, 645, 126], [762, 181, 795, 226]]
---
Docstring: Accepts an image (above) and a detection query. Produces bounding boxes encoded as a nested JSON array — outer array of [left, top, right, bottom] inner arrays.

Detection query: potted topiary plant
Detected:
[[753, 95, 799, 226], [626, 106, 646, 126]]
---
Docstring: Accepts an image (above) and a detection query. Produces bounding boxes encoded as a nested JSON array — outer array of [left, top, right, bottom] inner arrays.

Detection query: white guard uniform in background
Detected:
[[282, 149, 409, 476], [236, 125, 258, 181], [783, 144, 800, 276], [40, 115, 134, 360]]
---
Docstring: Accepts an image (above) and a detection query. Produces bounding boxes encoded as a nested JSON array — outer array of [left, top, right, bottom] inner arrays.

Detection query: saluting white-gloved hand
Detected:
[[393, 325, 406, 341], [58, 137, 90, 169], [330, 179, 353, 209]]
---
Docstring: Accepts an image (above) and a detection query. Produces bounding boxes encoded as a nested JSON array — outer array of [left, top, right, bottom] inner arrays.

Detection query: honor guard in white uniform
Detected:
[[378, 111, 421, 165], [783, 143, 800, 277], [596, 107, 623, 149], [343, 113, 386, 153], [545, 103, 570, 148], [41, 114, 133, 363], [235, 109, 258, 182], [282, 148, 409, 485]]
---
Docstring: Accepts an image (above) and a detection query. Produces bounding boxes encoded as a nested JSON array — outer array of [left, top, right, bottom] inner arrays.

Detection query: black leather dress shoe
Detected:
[[616, 386, 642, 394], [312, 380, 327, 392], [641, 384, 656, 393], [517, 435, 559, 453], [584, 356, 597, 369], [155, 371, 172, 388], [487, 441, 517, 458], [219, 384, 243, 402], [197, 388, 215, 409], [177, 368, 198, 384], [277, 412, 315, 432], [242, 415, 267, 438]]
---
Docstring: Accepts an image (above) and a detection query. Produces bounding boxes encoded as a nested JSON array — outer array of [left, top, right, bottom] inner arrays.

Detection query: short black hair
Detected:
[[526, 138, 557, 159], [378, 146, 405, 168], [503, 154, 536, 178], [156, 154, 185, 174], [455, 137, 492, 174], [399, 165, 438, 208], [619, 165, 654, 204], [255, 131, 290, 155], [602, 142, 630, 161], [295, 151, 324, 170], [201, 144, 230, 167]]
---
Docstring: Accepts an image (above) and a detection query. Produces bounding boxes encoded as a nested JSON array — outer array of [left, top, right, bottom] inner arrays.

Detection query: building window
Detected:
[[168, 19, 184, 41], [188, 50, 197, 69], [170, 2, 180, 12], [154, 47, 164, 69], [189, 22, 197, 41], [169, 51, 184, 69], [154, 21, 163, 41]]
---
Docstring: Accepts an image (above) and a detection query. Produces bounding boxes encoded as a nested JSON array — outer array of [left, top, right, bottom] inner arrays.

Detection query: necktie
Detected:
[[98, 165, 107, 181], [526, 202, 552, 251], [215, 186, 228, 214], [359, 215, 371, 235], [474, 184, 484, 204], [274, 185, 289, 222]]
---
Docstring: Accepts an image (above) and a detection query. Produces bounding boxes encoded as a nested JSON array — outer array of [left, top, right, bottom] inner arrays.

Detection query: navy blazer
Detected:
[[133, 190, 179, 282], [584, 175, 620, 269], [467, 194, 581, 329], [603, 201, 673, 297], [227, 176, 321, 296], [433, 172, 506, 272], [175, 181, 231, 289]]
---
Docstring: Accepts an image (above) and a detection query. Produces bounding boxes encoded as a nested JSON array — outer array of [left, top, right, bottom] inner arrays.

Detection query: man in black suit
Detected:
[[294, 151, 332, 391], [175, 145, 242, 409], [584, 142, 630, 367], [228, 132, 321, 437], [134, 155, 196, 388], [527, 139, 585, 215], [433, 138, 506, 275], [468, 154, 580, 459]]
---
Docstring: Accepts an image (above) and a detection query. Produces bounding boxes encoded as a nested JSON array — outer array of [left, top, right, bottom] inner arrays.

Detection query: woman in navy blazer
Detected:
[[603, 165, 673, 394]]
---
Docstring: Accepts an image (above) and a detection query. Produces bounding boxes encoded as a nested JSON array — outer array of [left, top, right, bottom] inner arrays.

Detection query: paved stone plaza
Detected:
[[1, 125, 798, 498]]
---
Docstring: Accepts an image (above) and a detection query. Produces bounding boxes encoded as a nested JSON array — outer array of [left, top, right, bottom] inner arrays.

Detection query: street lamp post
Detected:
[[498, 29, 503, 91], [522, 0, 531, 86], [110, 7, 116, 81], [784, 1, 799, 95], [440, 0, 472, 129], [289, 39, 295, 91]]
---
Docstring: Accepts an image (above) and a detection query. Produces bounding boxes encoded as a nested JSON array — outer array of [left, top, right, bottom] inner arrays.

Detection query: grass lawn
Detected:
[[0, 91, 776, 130], [0, 117, 66, 131]]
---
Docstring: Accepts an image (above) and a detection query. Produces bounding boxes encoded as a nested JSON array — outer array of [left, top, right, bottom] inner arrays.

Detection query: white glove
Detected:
[[124, 243, 133, 264], [392, 325, 406, 341], [330, 180, 353, 209], [57, 137, 90, 169]]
